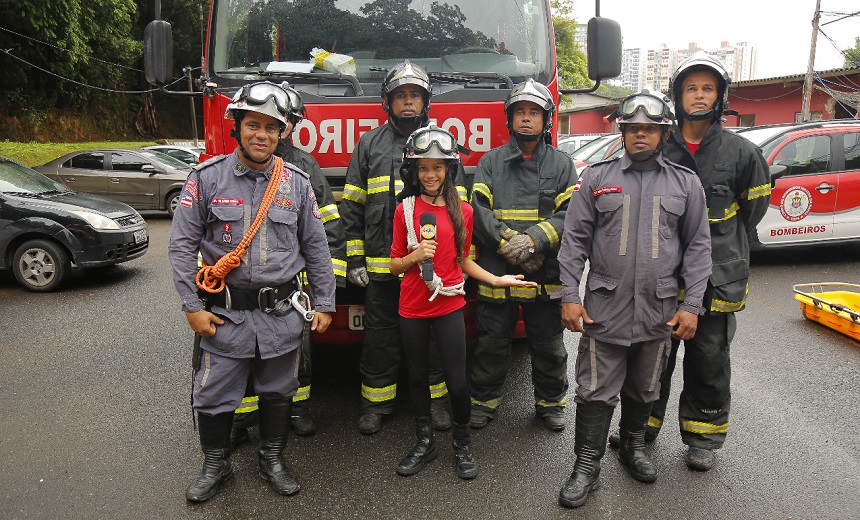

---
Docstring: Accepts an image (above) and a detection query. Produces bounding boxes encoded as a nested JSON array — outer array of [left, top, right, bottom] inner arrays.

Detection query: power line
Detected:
[[0, 49, 185, 94], [0, 25, 143, 73]]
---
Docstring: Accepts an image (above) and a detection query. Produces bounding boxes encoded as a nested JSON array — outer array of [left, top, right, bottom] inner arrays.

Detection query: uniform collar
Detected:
[[620, 151, 666, 171], [503, 138, 546, 162], [230, 149, 276, 178]]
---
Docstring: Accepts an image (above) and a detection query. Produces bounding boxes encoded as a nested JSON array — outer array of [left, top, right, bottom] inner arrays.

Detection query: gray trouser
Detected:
[[573, 335, 670, 406]]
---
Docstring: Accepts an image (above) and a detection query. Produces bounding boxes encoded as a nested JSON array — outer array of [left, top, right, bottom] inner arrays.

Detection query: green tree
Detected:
[[845, 37, 860, 68], [551, 0, 589, 89]]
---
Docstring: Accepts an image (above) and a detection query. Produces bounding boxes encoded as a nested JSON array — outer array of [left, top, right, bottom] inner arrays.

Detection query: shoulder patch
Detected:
[[284, 160, 309, 179], [192, 154, 228, 172]]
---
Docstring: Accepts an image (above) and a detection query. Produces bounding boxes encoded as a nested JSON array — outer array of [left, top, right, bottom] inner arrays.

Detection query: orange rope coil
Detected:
[[196, 156, 285, 294]]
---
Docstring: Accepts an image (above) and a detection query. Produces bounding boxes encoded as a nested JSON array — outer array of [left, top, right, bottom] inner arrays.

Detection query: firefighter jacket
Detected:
[[664, 122, 771, 313], [557, 153, 712, 346], [471, 139, 576, 302], [340, 122, 468, 281], [168, 151, 336, 359], [275, 140, 347, 287]]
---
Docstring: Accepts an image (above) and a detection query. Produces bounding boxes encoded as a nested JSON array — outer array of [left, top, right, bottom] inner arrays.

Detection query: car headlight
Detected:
[[70, 210, 121, 230]]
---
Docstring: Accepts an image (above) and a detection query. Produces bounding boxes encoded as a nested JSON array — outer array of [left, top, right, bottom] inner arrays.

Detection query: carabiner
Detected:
[[291, 290, 315, 322]]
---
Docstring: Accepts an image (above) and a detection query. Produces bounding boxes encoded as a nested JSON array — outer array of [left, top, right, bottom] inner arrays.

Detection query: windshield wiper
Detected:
[[41, 189, 72, 196], [367, 67, 512, 89], [216, 69, 364, 97]]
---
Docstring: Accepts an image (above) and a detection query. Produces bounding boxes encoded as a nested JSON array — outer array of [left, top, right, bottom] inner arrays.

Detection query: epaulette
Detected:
[[590, 155, 621, 168], [283, 160, 310, 179], [192, 154, 228, 172]]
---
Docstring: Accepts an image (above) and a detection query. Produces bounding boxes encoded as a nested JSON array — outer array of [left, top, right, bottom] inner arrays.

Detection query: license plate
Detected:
[[348, 305, 365, 331], [133, 229, 148, 244]]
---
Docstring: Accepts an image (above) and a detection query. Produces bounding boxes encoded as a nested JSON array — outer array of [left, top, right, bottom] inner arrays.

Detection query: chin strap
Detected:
[[684, 109, 716, 121], [402, 196, 465, 302]]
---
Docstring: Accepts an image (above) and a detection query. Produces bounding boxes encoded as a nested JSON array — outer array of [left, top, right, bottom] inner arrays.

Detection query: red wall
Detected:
[[564, 110, 615, 134], [726, 72, 860, 126]]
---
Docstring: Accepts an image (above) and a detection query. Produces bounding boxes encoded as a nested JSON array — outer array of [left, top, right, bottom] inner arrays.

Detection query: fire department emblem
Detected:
[[779, 186, 812, 222]]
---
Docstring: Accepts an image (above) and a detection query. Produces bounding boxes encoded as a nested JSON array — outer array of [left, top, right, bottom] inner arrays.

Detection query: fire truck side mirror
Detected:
[[144, 20, 174, 86], [586, 17, 622, 80]]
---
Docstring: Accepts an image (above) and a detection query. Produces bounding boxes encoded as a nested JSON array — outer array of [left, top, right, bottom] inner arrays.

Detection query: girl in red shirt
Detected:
[[389, 125, 536, 479]]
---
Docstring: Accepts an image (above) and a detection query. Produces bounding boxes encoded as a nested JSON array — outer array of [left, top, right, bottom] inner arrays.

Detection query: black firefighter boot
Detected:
[[396, 416, 438, 477], [257, 398, 301, 496], [617, 397, 657, 483], [559, 402, 613, 509], [452, 422, 479, 479], [186, 412, 234, 502]]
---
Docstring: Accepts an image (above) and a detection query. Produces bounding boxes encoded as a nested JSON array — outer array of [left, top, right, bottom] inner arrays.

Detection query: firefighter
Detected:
[[230, 83, 346, 444], [340, 61, 467, 435], [610, 52, 771, 471], [468, 79, 575, 431], [169, 81, 336, 501], [557, 88, 712, 508]]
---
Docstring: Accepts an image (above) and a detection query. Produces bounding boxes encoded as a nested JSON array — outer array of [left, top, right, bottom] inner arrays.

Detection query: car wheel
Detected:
[[166, 190, 181, 218], [12, 239, 71, 292]]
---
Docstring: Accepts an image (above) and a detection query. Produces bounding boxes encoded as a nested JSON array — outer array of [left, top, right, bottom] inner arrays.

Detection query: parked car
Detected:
[[142, 144, 205, 165], [735, 119, 860, 250], [570, 133, 623, 170], [0, 156, 148, 291], [35, 148, 191, 217], [558, 134, 607, 155]]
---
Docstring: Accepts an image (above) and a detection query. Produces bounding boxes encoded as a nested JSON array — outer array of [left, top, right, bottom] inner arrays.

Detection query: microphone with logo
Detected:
[[419, 212, 436, 282]]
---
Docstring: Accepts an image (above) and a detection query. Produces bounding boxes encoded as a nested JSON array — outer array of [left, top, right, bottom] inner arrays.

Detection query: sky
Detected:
[[569, 0, 860, 79]]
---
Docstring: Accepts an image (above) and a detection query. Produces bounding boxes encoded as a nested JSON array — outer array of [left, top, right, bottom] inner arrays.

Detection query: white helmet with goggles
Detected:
[[399, 125, 460, 200], [505, 79, 555, 142], [224, 81, 291, 127], [611, 87, 675, 126]]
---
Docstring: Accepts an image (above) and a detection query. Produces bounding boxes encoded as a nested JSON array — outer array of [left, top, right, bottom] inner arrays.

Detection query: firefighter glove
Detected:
[[520, 252, 545, 273], [498, 232, 535, 265], [347, 267, 369, 287]]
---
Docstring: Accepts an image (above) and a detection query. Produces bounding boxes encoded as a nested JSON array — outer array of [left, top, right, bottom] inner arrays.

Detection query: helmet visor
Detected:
[[410, 128, 457, 155], [233, 83, 291, 116], [618, 94, 669, 122]]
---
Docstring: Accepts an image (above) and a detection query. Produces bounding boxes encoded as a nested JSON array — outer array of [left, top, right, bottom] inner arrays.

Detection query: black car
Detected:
[[0, 157, 149, 291]]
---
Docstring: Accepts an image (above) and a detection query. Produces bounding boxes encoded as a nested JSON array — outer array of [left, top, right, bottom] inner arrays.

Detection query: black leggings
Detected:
[[400, 309, 470, 425]]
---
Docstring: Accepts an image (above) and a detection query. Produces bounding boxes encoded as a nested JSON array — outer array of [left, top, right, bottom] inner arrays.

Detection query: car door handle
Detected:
[[815, 183, 835, 193], [110, 178, 120, 183], [65, 177, 76, 182]]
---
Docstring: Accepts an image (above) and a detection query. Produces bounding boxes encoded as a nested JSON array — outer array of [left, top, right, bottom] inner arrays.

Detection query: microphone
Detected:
[[419, 212, 436, 281]]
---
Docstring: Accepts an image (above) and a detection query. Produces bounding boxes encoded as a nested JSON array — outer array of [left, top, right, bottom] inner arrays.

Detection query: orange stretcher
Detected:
[[793, 283, 860, 342]]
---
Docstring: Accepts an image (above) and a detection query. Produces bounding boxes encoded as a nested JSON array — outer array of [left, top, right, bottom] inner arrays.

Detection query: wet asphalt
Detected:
[[1, 213, 859, 519]]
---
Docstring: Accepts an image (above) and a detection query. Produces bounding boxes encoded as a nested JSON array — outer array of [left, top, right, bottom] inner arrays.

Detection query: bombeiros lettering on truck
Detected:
[[144, 0, 622, 343]]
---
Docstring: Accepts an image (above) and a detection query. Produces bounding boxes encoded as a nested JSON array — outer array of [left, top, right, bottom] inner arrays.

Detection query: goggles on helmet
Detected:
[[232, 82, 292, 116], [410, 128, 456, 154], [617, 93, 671, 123]]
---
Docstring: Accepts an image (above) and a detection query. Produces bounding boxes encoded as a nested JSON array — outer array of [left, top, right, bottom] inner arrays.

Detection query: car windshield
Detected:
[[0, 160, 71, 195], [572, 135, 616, 161], [735, 126, 792, 147], [139, 150, 193, 170], [210, 0, 553, 87]]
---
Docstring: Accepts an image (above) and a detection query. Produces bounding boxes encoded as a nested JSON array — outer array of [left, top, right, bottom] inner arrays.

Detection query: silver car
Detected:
[[36, 148, 191, 217]]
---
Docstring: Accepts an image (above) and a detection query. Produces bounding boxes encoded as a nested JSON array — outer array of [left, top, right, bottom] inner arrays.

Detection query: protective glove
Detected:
[[520, 252, 545, 273], [498, 231, 535, 266], [347, 266, 369, 287]]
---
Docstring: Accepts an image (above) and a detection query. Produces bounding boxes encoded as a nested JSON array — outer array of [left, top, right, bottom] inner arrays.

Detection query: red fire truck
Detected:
[[144, 0, 620, 344]]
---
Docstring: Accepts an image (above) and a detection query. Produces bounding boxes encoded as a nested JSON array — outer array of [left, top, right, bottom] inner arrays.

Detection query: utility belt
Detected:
[[202, 280, 297, 312]]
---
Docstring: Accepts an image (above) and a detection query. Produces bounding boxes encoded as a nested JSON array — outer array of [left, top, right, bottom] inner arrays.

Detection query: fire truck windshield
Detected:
[[209, 0, 553, 92]]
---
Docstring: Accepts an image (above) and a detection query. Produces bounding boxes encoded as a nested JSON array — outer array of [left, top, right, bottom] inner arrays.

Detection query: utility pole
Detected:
[[801, 0, 821, 122]]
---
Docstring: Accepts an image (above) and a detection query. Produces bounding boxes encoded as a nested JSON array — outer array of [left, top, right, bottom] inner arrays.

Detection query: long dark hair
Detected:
[[441, 162, 466, 264]]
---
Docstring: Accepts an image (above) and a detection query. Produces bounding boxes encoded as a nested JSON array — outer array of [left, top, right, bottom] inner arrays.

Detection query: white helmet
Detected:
[[224, 81, 290, 127]]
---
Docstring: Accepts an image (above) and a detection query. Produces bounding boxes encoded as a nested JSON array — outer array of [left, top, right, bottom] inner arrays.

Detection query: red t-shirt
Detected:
[[391, 197, 474, 319], [685, 140, 700, 156]]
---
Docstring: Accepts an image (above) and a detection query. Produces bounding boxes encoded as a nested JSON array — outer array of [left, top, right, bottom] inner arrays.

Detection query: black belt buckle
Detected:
[[258, 286, 278, 313]]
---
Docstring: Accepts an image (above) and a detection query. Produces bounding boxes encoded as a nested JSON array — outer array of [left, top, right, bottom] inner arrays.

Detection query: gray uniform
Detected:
[[557, 152, 711, 405], [169, 151, 336, 414]]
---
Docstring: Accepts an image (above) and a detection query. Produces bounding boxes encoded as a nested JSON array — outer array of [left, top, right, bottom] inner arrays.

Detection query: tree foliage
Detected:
[[551, 0, 589, 89], [845, 37, 860, 69]]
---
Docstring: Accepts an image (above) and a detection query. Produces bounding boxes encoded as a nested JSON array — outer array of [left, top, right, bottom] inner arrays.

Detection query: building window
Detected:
[[739, 114, 756, 127], [794, 111, 823, 122]]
